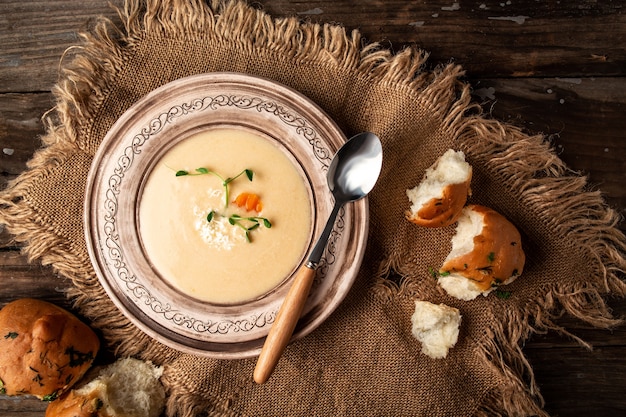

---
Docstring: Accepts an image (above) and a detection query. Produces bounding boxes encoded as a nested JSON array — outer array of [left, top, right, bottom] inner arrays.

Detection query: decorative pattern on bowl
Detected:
[[85, 73, 368, 358]]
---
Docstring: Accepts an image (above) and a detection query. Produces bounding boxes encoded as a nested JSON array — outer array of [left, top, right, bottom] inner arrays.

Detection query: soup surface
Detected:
[[139, 128, 312, 304]]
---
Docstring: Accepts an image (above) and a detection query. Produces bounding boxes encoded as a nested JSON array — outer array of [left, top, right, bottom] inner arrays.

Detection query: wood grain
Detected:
[[0, 93, 52, 174], [259, 0, 626, 77], [0, 0, 124, 93], [0, 395, 48, 415], [472, 77, 626, 224], [2, 1, 625, 92], [526, 346, 626, 416], [0, 252, 69, 307]]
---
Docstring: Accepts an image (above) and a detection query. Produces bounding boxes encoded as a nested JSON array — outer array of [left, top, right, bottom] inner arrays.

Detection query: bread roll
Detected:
[[411, 300, 461, 359], [45, 357, 165, 417], [0, 298, 99, 400], [406, 149, 472, 228], [437, 205, 525, 300]]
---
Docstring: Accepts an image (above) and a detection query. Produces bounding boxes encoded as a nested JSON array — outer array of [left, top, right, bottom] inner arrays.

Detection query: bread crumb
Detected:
[[411, 301, 461, 359]]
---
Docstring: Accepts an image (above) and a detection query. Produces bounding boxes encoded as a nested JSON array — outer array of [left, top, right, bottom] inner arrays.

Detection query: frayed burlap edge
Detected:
[[374, 83, 626, 416], [1, 0, 625, 416]]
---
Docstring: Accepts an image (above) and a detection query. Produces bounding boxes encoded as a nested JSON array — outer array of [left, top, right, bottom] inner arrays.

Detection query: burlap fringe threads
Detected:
[[1, 1, 625, 416]]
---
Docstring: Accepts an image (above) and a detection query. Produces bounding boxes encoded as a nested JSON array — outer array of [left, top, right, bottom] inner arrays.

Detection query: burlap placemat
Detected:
[[2, 0, 625, 415]]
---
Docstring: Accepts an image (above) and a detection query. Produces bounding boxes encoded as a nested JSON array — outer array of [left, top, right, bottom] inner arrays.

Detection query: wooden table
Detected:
[[1, 1, 625, 415]]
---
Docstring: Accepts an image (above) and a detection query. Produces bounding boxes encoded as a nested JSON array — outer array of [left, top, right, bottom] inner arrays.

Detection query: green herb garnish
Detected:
[[208, 211, 272, 243], [175, 166, 273, 243], [487, 252, 495, 263], [32, 373, 43, 386], [495, 289, 512, 299], [65, 346, 94, 367], [43, 391, 58, 402], [0, 378, 5, 395], [4, 332, 18, 340], [175, 167, 253, 208], [428, 268, 450, 280]]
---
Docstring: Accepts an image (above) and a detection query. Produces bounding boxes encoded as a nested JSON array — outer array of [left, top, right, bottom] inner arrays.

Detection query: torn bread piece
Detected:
[[438, 204, 525, 301], [0, 298, 99, 400], [411, 300, 461, 359], [406, 149, 472, 228], [45, 357, 165, 417]]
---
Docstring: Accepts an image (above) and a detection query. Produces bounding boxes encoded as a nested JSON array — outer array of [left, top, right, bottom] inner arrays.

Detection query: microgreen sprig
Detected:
[[42, 391, 59, 402], [207, 210, 272, 243], [428, 267, 450, 280], [175, 167, 254, 208], [495, 289, 512, 299]]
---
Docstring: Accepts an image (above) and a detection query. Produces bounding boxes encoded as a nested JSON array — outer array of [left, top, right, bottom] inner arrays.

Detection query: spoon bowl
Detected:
[[254, 132, 383, 384], [328, 133, 383, 201]]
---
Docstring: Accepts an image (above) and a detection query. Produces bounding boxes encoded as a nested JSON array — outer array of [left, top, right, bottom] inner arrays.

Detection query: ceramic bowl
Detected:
[[84, 73, 368, 358]]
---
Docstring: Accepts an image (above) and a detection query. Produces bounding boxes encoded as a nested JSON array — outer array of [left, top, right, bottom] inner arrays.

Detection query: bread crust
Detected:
[[0, 299, 99, 400], [440, 205, 525, 292], [406, 178, 472, 228], [405, 149, 472, 228], [45, 357, 165, 417], [45, 388, 111, 417]]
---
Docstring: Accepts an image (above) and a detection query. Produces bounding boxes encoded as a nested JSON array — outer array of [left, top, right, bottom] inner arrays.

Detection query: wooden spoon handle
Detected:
[[253, 264, 317, 384]]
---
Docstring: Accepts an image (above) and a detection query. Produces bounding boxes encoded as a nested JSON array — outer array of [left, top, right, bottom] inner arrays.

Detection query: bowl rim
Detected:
[[84, 72, 369, 358]]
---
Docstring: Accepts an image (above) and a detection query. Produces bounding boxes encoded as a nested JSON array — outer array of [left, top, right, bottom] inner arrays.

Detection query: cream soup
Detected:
[[139, 128, 312, 304]]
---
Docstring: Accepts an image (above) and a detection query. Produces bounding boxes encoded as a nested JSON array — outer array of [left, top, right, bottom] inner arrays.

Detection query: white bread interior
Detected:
[[438, 274, 485, 301], [406, 149, 471, 224], [445, 206, 484, 260], [438, 205, 525, 301], [411, 301, 461, 359], [61, 357, 164, 417], [438, 207, 486, 300]]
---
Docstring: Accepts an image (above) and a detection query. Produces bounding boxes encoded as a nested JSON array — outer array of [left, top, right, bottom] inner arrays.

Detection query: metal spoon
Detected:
[[253, 132, 383, 384]]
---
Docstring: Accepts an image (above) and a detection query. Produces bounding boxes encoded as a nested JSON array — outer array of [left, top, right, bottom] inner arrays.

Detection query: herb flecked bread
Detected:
[[437, 205, 526, 300], [0, 298, 99, 400], [406, 149, 472, 228]]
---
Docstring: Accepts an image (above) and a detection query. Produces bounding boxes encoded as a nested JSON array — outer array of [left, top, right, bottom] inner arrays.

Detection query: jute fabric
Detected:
[[1, 1, 625, 416]]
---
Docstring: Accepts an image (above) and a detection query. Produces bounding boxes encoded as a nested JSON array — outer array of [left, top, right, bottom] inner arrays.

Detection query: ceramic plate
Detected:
[[84, 73, 368, 358]]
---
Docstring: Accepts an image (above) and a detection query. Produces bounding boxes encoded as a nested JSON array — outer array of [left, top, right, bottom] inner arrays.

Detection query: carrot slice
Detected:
[[234, 192, 263, 213]]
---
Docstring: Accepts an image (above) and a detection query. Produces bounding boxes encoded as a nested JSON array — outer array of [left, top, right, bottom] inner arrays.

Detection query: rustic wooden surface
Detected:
[[1, 1, 625, 416]]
